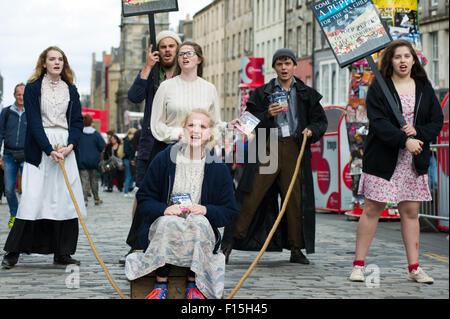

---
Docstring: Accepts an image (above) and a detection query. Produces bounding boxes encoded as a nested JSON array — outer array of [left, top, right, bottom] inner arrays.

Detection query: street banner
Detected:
[[122, 0, 178, 17], [312, 0, 392, 68]]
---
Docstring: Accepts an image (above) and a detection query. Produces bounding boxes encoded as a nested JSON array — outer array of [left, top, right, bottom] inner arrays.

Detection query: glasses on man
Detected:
[[178, 51, 196, 58]]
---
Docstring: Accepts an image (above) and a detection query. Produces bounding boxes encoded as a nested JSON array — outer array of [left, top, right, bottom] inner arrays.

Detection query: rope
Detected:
[[56, 154, 128, 299], [225, 132, 308, 299]]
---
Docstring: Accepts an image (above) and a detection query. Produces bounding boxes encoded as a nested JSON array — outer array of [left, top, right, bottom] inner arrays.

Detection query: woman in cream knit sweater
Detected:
[[150, 41, 238, 149]]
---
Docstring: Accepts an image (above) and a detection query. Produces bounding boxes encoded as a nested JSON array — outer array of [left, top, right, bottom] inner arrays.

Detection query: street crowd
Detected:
[[0, 29, 443, 299]]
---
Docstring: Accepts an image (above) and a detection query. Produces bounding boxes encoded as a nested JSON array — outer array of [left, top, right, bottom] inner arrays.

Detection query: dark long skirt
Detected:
[[3, 218, 79, 255]]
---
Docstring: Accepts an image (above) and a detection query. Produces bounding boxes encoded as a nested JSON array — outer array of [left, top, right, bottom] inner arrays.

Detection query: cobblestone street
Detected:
[[0, 188, 448, 300]]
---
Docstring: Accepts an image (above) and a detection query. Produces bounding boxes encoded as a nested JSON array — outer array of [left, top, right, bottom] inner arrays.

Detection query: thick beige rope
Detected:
[[225, 132, 308, 299], [56, 153, 128, 299]]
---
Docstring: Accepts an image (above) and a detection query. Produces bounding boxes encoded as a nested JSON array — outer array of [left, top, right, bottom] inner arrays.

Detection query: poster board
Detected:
[[122, 0, 178, 17], [312, 0, 392, 68]]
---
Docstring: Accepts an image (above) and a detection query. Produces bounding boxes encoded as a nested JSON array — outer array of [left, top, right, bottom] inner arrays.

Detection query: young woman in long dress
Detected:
[[2, 47, 85, 269]]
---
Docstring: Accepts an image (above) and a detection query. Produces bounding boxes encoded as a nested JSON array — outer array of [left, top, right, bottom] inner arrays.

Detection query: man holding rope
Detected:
[[225, 49, 327, 264]]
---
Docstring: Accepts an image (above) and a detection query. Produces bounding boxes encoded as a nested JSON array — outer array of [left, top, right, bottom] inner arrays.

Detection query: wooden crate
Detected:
[[130, 266, 189, 299]]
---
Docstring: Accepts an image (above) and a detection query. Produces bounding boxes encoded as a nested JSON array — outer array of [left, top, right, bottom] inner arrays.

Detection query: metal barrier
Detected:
[[419, 143, 449, 231]]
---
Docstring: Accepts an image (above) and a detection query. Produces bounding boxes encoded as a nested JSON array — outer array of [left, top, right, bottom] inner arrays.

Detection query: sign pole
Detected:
[[366, 55, 406, 127], [148, 13, 160, 90]]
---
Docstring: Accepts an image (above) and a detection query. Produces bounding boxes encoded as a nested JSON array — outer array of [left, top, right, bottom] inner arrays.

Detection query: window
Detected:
[[306, 23, 312, 56], [319, 60, 349, 106], [431, 32, 439, 87], [288, 29, 294, 51], [297, 26, 302, 57]]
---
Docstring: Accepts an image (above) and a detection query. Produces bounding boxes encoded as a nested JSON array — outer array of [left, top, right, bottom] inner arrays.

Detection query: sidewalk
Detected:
[[0, 190, 448, 299]]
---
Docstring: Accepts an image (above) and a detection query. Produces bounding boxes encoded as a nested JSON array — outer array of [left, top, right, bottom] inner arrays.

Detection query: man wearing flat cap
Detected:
[[224, 48, 327, 264], [122, 30, 182, 261]]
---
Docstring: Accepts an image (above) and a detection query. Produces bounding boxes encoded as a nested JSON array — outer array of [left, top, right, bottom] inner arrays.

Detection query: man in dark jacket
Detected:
[[122, 30, 182, 260], [77, 113, 105, 207], [0, 83, 27, 228], [227, 49, 327, 264]]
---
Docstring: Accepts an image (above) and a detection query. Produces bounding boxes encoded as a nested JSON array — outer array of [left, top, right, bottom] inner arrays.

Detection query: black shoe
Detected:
[[223, 239, 234, 265], [54, 255, 81, 266], [2, 252, 19, 269], [290, 248, 310, 264]]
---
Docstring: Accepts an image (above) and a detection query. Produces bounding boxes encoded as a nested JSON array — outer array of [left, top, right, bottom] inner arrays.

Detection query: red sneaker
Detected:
[[145, 283, 168, 299], [185, 282, 205, 299]]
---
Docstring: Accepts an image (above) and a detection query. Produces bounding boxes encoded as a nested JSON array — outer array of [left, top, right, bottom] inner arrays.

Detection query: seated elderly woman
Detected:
[[125, 109, 238, 299]]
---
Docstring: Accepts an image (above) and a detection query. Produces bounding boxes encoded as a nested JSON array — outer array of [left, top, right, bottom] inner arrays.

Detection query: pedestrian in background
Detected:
[[122, 30, 182, 261], [123, 127, 137, 197], [103, 134, 124, 192], [0, 83, 27, 228], [77, 113, 105, 207], [2, 46, 85, 269], [350, 40, 443, 284]]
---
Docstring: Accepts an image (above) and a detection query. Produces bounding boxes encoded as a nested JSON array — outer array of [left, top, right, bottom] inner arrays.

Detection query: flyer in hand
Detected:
[[235, 111, 261, 136], [170, 193, 192, 219]]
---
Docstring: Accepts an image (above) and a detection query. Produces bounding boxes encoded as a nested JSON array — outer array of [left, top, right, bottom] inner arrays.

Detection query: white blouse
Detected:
[[40, 75, 69, 129], [172, 151, 206, 205], [150, 76, 227, 144]]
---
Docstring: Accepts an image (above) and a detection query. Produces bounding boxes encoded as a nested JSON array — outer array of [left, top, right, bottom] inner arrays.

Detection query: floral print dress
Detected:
[[358, 94, 432, 204]]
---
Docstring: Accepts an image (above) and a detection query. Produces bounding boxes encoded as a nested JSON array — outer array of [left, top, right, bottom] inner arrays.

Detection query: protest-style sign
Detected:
[[312, 0, 392, 68], [122, 0, 178, 17]]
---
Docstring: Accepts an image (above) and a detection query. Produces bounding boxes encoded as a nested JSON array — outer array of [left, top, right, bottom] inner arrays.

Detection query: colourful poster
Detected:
[[312, 0, 392, 67], [122, 0, 178, 17]]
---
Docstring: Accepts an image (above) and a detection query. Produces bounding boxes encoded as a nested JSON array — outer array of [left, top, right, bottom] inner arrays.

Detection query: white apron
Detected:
[[16, 127, 87, 221]]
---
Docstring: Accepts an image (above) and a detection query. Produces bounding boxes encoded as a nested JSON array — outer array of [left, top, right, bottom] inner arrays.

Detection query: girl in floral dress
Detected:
[[349, 40, 443, 284]]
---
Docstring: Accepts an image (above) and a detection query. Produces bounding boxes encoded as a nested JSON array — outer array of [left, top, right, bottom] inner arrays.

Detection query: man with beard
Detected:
[[120, 31, 182, 263]]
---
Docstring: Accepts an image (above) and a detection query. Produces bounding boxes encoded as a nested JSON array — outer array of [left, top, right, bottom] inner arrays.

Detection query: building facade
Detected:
[[285, 0, 314, 87], [419, 0, 449, 99], [90, 48, 121, 132], [193, 0, 226, 119], [253, 0, 285, 82]]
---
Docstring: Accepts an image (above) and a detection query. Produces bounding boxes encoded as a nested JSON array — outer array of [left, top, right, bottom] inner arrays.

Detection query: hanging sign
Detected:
[[312, 0, 392, 68], [122, 0, 179, 17]]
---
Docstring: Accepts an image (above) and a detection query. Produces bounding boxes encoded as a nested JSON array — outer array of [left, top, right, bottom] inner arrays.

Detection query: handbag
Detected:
[[100, 147, 124, 173], [12, 151, 25, 164]]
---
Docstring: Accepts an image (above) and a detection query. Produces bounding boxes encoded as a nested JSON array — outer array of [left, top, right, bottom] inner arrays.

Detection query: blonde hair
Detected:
[[28, 46, 75, 85], [127, 127, 137, 138], [181, 108, 215, 129], [181, 109, 216, 146]]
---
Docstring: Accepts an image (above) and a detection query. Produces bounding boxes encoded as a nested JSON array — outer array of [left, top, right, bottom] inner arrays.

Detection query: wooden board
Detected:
[[130, 266, 189, 299]]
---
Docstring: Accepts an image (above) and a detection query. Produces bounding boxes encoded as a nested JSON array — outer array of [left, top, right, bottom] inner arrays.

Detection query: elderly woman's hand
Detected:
[[164, 204, 183, 216], [188, 204, 207, 216]]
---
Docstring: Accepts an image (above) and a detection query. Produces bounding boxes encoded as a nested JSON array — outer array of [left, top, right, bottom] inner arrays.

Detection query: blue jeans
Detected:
[[3, 154, 24, 217], [123, 158, 134, 194]]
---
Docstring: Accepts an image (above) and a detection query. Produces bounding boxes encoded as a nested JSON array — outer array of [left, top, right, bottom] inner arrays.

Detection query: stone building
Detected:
[[90, 48, 121, 132], [419, 0, 449, 99], [253, 0, 286, 82], [193, 0, 226, 119], [194, 0, 254, 122], [116, 13, 169, 132], [285, 0, 314, 87]]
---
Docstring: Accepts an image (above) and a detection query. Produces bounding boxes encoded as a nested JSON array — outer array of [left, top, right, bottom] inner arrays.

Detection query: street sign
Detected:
[[312, 0, 392, 68], [122, 0, 179, 17]]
